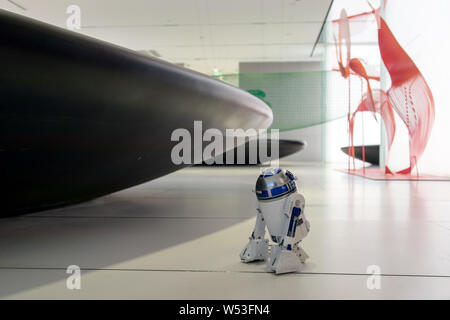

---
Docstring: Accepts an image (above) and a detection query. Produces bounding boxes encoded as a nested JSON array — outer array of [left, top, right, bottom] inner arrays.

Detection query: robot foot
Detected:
[[266, 245, 307, 274], [295, 245, 309, 263], [240, 238, 269, 263]]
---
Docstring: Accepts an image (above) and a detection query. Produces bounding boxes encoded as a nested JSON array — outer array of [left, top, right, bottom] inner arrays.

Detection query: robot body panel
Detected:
[[258, 197, 288, 238]]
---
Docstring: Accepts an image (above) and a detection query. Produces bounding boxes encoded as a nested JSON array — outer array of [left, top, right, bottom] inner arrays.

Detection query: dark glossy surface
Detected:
[[199, 139, 305, 166], [0, 11, 272, 216], [341, 145, 380, 166]]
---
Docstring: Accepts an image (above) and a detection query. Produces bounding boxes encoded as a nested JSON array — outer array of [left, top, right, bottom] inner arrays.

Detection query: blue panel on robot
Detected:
[[287, 207, 301, 237], [258, 190, 269, 198], [270, 185, 288, 196]]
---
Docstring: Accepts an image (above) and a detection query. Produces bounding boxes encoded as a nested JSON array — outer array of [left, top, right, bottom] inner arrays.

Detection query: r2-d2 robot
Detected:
[[240, 168, 310, 274]]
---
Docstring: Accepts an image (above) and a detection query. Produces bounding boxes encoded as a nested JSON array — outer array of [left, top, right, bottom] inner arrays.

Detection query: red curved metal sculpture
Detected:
[[333, 6, 435, 176], [378, 15, 435, 174]]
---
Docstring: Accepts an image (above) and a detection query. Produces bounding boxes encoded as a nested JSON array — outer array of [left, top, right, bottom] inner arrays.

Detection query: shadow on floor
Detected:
[[0, 189, 254, 297]]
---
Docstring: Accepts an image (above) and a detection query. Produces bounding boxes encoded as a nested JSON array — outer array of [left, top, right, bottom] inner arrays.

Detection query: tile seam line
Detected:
[[19, 216, 250, 220], [0, 267, 449, 279]]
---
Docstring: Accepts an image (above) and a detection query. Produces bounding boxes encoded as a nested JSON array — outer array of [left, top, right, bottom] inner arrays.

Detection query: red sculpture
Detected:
[[333, 5, 435, 176]]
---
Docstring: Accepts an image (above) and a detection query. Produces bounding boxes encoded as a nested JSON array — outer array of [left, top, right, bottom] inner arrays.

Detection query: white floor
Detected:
[[1, 163, 450, 299]]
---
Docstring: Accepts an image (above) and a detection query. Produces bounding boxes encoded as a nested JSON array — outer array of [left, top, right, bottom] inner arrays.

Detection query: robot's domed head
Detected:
[[255, 168, 297, 201]]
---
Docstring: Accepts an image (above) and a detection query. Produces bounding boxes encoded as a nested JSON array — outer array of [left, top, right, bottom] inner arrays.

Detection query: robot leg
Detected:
[[266, 242, 309, 274], [267, 196, 309, 274], [267, 244, 303, 274], [293, 215, 310, 263], [240, 208, 268, 263]]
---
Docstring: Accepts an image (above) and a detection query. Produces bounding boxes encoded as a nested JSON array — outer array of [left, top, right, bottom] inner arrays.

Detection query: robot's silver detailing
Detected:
[[240, 168, 310, 274]]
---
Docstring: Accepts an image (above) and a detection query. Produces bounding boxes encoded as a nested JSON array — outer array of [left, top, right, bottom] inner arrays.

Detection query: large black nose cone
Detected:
[[0, 10, 273, 216]]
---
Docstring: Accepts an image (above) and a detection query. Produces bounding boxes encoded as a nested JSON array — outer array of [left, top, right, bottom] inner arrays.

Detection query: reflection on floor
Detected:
[[1, 163, 450, 299]]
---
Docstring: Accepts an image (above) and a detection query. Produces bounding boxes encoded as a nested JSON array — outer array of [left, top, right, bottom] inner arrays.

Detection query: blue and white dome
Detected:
[[255, 168, 297, 201]]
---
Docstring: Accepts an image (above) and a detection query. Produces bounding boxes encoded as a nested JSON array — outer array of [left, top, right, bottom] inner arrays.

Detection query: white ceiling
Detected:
[[1, 0, 332, 75]]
